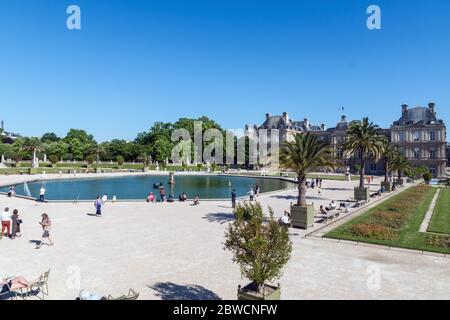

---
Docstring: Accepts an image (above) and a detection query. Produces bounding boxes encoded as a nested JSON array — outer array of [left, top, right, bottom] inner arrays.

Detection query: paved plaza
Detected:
[[1, 173, 449, 300]]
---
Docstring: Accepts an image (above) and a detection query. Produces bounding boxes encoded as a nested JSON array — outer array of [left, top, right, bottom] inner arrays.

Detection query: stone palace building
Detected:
[[246, 103, 447, 178]]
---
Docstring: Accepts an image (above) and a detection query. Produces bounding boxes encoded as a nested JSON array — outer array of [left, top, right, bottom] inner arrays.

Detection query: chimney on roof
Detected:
[[304, 118, 309, 128], [428, 102, 436, 115], [402, 104, 409, 115], [320, 123, 326, 130], [282, 112, 289, 123], [0, 120, 3, 131], [265, 113, 271, 121]]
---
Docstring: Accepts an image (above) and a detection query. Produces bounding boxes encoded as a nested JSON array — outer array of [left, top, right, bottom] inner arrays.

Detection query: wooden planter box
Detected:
[[237, 283, 281, 301], [290, 205, 315, 229], [354, 187, 369, 201], [381, 181, 391, 192]]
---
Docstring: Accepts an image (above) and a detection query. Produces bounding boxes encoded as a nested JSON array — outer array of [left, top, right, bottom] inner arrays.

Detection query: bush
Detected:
[[49, 155, 59, 165], [224, 202, 292, 293], [425, 235, 450, 248], [86, 155, 95, 165], [423, 172, 433, 183], [116, 155, 124, 166]]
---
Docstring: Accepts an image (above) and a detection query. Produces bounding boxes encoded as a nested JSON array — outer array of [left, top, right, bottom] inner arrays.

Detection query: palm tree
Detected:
[[381, 138, 400, 183], [280, 133, 335, 207], [391, 154, 413, 181], [343, 118, 384, 189], [21, 137, 43, 168], [89, 144, 106, 167]]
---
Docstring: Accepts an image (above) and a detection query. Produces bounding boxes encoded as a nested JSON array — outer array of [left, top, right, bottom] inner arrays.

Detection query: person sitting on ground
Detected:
[[326, 201, 337, 211], [147, 192, 155, 203], [167, 194, 174, 203], [1, 276, 33, 296], [193, 196, 200, 206], [320, 205, 327, 215], [7, 187, 14, 198], [278, 211, 291, 228], [179, 193, 188, 202]]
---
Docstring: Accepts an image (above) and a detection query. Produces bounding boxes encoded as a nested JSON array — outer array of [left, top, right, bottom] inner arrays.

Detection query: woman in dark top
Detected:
[[11, 209, 21, 239]]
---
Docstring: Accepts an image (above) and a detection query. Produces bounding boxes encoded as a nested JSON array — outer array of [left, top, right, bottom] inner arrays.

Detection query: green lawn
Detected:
[[428, 188, 450, 235], [325, 185, 450, 254]]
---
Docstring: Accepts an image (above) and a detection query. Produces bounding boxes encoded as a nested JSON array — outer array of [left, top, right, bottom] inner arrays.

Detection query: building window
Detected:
[[414, 148, 420, 159], [413, 131, 420, 142], [429, 166, 436, 176], [428, 131, 435, 141], [429, 149, 436, 160], [337, 148, 343, 158], [370, 163, 377, 171], [399, 132, 405, 142]]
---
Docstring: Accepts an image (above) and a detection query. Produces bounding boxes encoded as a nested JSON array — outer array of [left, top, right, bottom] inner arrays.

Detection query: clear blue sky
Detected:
[[1, 0, 449, 141]]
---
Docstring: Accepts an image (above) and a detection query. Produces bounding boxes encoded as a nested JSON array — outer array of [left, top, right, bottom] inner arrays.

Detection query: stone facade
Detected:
[[391, 103, 447, 178], [248, 103, 447, 177]]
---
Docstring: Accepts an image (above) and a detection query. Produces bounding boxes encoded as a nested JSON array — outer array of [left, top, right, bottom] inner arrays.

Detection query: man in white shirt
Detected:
[[1, 207, 12, 238], [39, 186, 46, 202], [101, 194, 108, 205], [327, 201, 337, 211]]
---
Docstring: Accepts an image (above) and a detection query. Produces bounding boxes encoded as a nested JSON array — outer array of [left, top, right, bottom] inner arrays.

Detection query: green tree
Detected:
[[280, 133, 335, 207], [116, 155, 124, 167], [391, 155, 413, 180], [343, 118, 385, 189], [381, 138, 400, 183], [41, 132, 61, 143], [224, 202, 292, 294]]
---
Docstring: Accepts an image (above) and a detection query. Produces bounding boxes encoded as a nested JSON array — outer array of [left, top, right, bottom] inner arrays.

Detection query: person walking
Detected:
[[1, 207, 12, 239], [101, 193, 108, 205], [95, 196, 103, 217], [231, 189, 237, 209], [11, 209, 22, 239], [36, 213, 53, 249]]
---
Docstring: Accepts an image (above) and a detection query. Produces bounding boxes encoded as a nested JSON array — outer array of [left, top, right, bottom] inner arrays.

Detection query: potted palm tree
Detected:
[[279, 133, 335, 229], [380, 138, 400, 192], [224, 202, 292, 300], [391, 155, 413, 185], [343, 118, 384, 201]]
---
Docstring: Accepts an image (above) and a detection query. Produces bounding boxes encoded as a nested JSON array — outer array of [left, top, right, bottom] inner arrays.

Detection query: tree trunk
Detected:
[[384, 159, 389, 182], [297, 176, 307, 207], [359, 149, 366, 189]]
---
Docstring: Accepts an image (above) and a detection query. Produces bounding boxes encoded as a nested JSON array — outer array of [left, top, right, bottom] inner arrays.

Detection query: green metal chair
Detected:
[[107, 289, 139, 300], [20, 269, 50, 300]]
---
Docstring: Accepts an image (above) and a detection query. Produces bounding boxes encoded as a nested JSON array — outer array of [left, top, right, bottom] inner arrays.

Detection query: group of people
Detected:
[[1, 207, 22, 240], [146, 190, 200, 205], [247, 185, 260, 201], [1, 206, 53, 249], [306, 177, 323, 189]]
